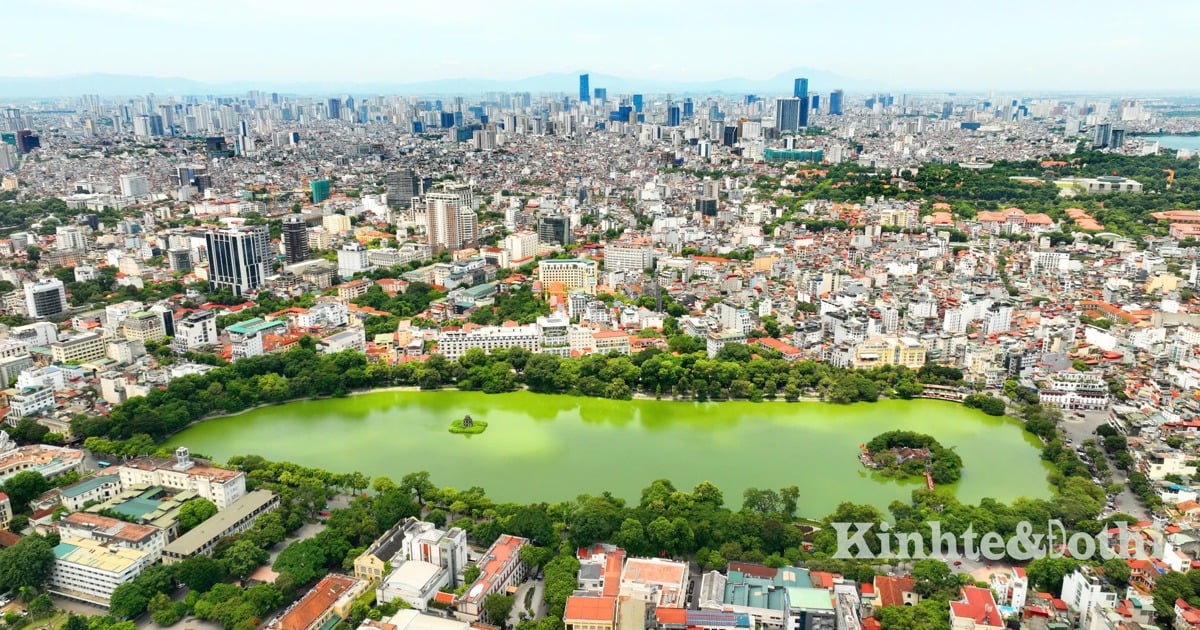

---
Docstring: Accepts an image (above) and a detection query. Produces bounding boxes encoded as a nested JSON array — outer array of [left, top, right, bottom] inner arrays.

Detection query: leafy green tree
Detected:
[[108, 583, 150, 620], [179, 498, 219, 532], [483, 593, 515, 626], [463, 565, 482, 585], [177, 555, 227, 592], [1, 471, 51, 511], [222, 539, 270, 580], [273, 539, 326, 585], [0, 535, 55, 590]]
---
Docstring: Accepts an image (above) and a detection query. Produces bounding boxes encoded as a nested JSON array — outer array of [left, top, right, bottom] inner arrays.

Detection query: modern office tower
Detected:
[[1091, 123, 1112, 149], [168, 248, 192, 273], [327, 98, 341, 120], [632, 94, 644, 113], [119, 174, 150, 198], [281, 214, 310, 264], [311, 179, 331, 203], [775, 98, 801, 133], [537, 215, 573, 246], [793, 77, 810, 127], [683, 98, 694, 119], [667, 106, 681, 127], [722, 126, 738, 147], [204, 226, 270, 296], [15, 130, 38, 154], [24, 278, 68, 318], [133, 115, 152, 138], [1110, 128, 1126, 149], [810, 94, 820, 114], [425, 185, 477, 252], [386, 169, 420, 207], [594, 88, 607, 103], [829, 90, 844, 115], [55, 226, 87, 251], [176, 164, 212, 193], [579, 74, 590, 103]]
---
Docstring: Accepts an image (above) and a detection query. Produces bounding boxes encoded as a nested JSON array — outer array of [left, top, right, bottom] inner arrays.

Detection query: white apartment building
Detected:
[[3, 386, 54, 420], [983, 303, 1013, 335], [119, 174, 150, 198], [117, 448, 247, 509], [57, 512, 168, 563], [537, 312, 571, 357], [1061, 569, 1117, 630], [319, 327, 367, 354], [437, 324, 540, 361], [942, 307, 968, 334], [299, 301, 349, 329], [602, 241, 654, 272], [504, 231, 538, 261], [338, 242, 371, 279], [55, 226, 88, 252], [47, 537, 154, 607], [175, 311, 218, 350], [714, 302, 752, 334]]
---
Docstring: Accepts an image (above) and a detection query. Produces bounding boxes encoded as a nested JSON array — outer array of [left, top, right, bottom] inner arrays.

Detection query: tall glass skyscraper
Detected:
[[793, 77, 810, 127], [205, 226, 270, 296], [632, 94, 643, 113], [829, 90, 845, 115], [775, 98, 801, 133], [579, 74, 590, 103]]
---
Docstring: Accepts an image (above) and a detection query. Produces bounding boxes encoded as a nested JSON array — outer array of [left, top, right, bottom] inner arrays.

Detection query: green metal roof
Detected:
[[226, 318, 287, 335], [786, 587, 833, 611], [61, 474, 120, 498], [110, 497, 163, 520]]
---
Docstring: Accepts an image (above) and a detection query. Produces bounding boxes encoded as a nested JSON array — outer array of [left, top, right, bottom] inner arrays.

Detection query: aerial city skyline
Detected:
[[6, 3, 1200, 630]]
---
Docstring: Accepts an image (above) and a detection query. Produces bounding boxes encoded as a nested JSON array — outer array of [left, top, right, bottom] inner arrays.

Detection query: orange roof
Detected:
[[874, 575, 915, 608], [950, 586, 1002, 627], [274, 575, 359, 630], [653, 607, 687, 625], [566, 597, 617, 623]]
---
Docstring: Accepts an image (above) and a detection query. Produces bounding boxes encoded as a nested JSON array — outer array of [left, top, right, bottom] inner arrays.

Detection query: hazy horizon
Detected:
[[5, 0, 1197, 92]]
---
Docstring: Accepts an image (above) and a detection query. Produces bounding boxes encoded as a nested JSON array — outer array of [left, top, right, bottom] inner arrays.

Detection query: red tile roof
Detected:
[[273, 574, 359, 630], [566, 597, 617, 623], [950, 586, 1002, 627]]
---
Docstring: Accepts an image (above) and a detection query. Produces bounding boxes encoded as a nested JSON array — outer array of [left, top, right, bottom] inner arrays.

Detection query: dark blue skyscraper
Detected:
[[793, 78, 808, 99], [829, 90, 844, 115], [667, 106, 681, 127], [579, 74, 590, 102], [794, 77, 810, 127], [632, 94, 643, 113], [811, 95, 819, 114], [683, 98, 693, 119], [327, 98, 341, 120], [594, 88, 607, 102]]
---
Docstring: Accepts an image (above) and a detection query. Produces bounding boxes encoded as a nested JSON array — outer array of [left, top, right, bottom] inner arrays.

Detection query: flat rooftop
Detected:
[[54, 537, 149, 573], [162, 490, 277, 557]]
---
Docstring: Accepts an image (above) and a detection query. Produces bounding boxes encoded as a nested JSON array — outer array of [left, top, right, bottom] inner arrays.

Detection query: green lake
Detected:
[[167, 391, 1053, 518]]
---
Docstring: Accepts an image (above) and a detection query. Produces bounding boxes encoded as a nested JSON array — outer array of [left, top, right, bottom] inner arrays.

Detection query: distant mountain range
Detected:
[[0, 68, 879, 99]]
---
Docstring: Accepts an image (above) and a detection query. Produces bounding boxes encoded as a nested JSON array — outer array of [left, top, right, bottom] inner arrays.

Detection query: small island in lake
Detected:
[[860, 430, 962, 484], [449, 414, 488, 435]]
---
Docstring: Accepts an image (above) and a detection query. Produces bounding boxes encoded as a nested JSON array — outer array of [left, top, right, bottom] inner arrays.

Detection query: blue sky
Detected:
[[4, 0, 1194, 90]]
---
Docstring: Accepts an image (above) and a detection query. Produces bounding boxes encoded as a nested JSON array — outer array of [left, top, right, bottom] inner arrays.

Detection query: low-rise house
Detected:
[[267, 574, 368, 630]]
